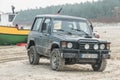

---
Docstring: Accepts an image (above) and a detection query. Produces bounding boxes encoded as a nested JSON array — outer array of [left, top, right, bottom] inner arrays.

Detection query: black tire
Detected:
[[50, 49, 65, 71], [92, 59, 107, 72], [28, 46, 40, 65]]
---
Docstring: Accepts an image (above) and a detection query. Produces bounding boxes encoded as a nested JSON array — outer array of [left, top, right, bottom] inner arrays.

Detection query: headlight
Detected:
[[100, 44, 105, 50], [94, 44, 99, 50], [85, 44, 90, 50], [67, 42, 73, 48]]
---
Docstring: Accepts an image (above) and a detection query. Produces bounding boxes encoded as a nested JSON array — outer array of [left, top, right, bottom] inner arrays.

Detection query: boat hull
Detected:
[[0, 26, 29, 45], [0, 33, 28, 45]]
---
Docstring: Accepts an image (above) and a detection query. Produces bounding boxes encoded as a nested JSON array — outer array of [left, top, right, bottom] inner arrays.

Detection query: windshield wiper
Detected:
[[57, 29, 64, 32], [57, 29, 72, 35], [73, 29, 91, 38]]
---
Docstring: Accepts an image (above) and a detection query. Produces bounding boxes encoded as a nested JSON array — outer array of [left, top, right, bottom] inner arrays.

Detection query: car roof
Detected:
[[36, 14, 87, 21]]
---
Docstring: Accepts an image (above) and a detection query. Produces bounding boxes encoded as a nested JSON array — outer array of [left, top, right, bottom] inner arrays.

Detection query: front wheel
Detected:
[[28, 46, 40, 65], [50, 49, 65, 71], [92, 59, 107, 72]]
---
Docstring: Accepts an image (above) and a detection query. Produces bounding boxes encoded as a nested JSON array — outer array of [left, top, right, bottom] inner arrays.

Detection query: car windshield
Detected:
[[53, 18, 92, 36]]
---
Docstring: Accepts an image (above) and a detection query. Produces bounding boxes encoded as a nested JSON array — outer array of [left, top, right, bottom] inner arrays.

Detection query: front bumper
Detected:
[[60, 49, 111, 59]]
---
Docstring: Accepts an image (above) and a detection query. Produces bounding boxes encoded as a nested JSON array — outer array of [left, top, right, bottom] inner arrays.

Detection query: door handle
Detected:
[[44, 33, 49, 36]]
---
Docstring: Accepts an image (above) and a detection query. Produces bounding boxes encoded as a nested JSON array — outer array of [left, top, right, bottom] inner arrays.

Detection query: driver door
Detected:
[[40, 18, 52, 55]]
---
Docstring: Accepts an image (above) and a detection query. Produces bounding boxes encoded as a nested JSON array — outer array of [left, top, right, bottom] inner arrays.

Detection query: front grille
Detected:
[[80, 43, 95, 50], [79, 39, 99, 51], [79, 39, 98, 43]]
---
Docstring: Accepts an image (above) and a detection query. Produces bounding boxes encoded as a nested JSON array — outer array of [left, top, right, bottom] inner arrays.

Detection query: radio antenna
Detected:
[[57, 7, 62, 14]]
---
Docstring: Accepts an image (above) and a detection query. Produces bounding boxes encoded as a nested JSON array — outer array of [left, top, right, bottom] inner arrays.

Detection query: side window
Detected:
[[8, 15, 15, 22], [41, 18, 51, 33], [32, 18, 42, 31]]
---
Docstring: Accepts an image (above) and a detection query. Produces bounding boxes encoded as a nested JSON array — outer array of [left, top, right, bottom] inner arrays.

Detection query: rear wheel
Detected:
[[28, 46, 40, 65], [92, 59, 107, 72], [50, 49, 65, 71]]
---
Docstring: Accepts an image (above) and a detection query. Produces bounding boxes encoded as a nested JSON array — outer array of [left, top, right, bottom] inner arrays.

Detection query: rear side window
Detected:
[[32, 18, 43, 31]]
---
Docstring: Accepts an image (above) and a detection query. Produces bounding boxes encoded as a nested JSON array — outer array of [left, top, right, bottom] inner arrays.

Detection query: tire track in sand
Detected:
[[0, 57, 27, 63]]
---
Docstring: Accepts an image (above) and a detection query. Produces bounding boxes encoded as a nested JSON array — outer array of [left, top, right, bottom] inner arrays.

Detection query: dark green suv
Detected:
[[26, 14, 111, 71]]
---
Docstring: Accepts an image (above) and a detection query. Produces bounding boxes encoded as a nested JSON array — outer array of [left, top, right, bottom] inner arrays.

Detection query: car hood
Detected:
[[52, 33, 107, 42]]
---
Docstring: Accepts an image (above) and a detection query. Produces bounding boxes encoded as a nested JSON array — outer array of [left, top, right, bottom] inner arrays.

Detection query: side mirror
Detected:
[[88, 20, 93, 32], [90, 25, 93, 32]]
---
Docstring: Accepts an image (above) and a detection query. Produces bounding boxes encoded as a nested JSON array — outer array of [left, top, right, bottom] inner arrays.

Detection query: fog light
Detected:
[[94, 44, 99, 50], [85, 44, 90, 50], [100, 44, 105, 50]]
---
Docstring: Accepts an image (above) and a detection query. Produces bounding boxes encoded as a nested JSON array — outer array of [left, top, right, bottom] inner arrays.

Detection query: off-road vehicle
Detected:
[[26, 14, 111, 71]]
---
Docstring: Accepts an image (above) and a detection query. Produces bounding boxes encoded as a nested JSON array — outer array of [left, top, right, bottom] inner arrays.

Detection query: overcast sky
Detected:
[[0, 0, 97, 13]]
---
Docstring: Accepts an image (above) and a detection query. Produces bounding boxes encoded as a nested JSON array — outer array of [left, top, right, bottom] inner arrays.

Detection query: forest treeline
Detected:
[[14, 0, 120, 25]]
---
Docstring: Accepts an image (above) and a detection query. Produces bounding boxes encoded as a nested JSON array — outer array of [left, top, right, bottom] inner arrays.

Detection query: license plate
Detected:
[[81, 54, 98, 58]]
